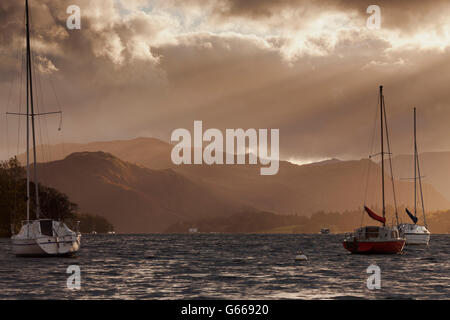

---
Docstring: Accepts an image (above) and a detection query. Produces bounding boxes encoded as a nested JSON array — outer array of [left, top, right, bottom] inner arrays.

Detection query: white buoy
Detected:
[[295, 250, 308, 261]]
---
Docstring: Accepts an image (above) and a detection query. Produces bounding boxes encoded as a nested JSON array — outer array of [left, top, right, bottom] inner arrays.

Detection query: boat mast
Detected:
[[414, 107, 417, 220], [380, 85, 386, 226], [25, 0, 41, 219], [415, 108, 428, 227], [26, 0, 30, 226]]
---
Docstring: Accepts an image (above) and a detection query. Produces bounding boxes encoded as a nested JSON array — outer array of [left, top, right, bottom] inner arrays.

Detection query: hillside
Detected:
[[386, 152, 450, 201], [19, 138, 450, 228], [174, 158, 450, 217], [166, 209, 450, 234], [18, 137, 174, 170], [34, 152, 235, 233]]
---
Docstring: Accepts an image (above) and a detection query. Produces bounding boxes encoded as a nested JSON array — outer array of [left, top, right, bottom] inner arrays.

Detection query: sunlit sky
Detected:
[[2, 0, 450, 162]]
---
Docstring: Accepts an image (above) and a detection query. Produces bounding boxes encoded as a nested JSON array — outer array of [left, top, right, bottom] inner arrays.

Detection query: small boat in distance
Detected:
[[320, 228, 330, 234], [189, 228, 199, 234], [295, 250, 308, 261], [398, 108, 430, 245], [343, 86, 405, 254], [10, 0, 81, 257]]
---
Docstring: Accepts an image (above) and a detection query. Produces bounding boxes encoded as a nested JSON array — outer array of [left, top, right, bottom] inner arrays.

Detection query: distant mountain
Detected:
[[18, 137, 174, 170], [34, 152, 235, 233], [175, 158, 450, 219], [21, 139, 450, 233], [385, 152, 450, 202], [307, 158, 341, 166]]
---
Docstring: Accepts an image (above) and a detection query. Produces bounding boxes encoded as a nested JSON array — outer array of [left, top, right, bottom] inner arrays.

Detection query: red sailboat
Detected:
[[343, 86, 405, 254]]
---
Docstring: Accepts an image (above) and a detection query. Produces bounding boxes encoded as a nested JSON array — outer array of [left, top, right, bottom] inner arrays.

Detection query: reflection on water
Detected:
[[0, 234, 449, 299]]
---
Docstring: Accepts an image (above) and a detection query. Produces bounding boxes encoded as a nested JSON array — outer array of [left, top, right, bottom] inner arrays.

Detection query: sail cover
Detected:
[[364, 206, 386, 224], [405, 208, 418, 224]]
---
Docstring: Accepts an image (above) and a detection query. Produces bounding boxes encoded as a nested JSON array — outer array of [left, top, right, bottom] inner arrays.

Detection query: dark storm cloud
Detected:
[[1, 0, 167, 147], [210, 0, 450, 31], [2, 0, 450, 162]]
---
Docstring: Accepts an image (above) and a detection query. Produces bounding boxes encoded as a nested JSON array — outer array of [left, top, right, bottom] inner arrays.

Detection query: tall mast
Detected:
[[26, 3, 30, 225], [380, 85, 385, 226], [415, 109, 427, 227], [25, 0, 40, 219], [414, 107, 417, 219], [383, 90, 399, 226]]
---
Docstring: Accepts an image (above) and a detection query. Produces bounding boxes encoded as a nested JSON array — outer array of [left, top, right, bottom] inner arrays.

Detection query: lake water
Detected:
[[0, 234, 448, 299]]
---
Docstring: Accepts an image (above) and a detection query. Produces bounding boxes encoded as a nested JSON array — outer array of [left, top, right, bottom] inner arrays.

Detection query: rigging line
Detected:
[[5, 29, 22, 161], [44, 30, 67, 160], [26, 2, 42, 221], [34, 53, 52, 163], [59, 112, 66, 161], [48, 73, 66, 160], [28, 13, 42, 162], [10, 9, 28, 231], [361, 90, 380, 227], [34, 55, 50, 163], [48, 71, 62, 111], [27, 7, 43, 165], [415, 120, 427, 227], [363, 90, 380, 203], [48, 74, 64, 131], [41, 74, 54, 162], [382, 94, 399, 225], [5, 52, 21, 161], [16, 24, 27, 160], [29, 8, 55, 165], [29, 32, 48, 165], [11, 10, 26, 159]]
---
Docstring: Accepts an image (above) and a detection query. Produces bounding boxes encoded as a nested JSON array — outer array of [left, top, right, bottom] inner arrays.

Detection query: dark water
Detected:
[[0, 234, 448, 299]]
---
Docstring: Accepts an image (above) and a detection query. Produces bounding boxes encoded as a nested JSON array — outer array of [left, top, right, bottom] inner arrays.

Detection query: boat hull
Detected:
[[403, 233, 430, 245], [12, 235, 81, 257], [11, 220, 81, 257], [398, 224, 430, 245], [343, 239, 405, 254], [11, 238, 45, 256]]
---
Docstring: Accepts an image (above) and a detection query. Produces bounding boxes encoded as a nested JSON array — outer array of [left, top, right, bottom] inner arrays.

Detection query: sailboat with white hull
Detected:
[[343, 86, 405, 254], [9, 0, 81, 257], [398, 108, 431, 245]]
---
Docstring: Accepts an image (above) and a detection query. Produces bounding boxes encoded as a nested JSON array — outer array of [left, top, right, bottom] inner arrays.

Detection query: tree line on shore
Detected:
[[166, 208, 450, 234], [3, 156, 449, 236], [0, 157, 113, 237]]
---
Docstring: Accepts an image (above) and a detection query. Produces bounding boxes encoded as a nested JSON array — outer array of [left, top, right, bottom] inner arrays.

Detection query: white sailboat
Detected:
[[9, 0, 81, 257], [398, 108, 430, 245]]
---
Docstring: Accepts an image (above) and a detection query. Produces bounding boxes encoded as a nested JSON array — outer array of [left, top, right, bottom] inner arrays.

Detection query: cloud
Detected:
[[2, 0, 450, 163]]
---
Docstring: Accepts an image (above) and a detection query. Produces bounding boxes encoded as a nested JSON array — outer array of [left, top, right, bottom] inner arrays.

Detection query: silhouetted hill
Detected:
[[34, 152, 235, 233], [175, 158, 450, 219], [18, 137, 174, 170], [19, 139, 450, 233], [307, 158, 341, 166]]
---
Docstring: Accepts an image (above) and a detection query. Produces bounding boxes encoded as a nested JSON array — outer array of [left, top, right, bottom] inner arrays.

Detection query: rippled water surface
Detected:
[[0, 234, 449, 299]]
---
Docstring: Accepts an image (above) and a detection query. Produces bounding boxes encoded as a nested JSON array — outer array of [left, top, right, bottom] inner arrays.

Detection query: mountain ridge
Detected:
[[18, 138, 450, 233], [34, 151, 236, 233]]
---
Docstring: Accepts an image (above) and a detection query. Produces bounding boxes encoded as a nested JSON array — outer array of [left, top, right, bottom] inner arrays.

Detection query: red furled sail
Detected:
[[364, 206, 386, 224]]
